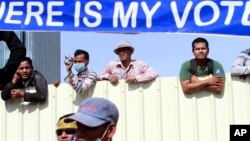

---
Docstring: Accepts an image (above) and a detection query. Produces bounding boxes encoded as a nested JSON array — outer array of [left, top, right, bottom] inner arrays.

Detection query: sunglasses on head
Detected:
[[56, 128, 76, 136]]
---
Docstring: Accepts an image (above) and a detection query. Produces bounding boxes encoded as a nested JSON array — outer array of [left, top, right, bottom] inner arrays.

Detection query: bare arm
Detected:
[[180, 79, 209, 94], [205, 79, 224, 94], [180, 76, 224, 94]]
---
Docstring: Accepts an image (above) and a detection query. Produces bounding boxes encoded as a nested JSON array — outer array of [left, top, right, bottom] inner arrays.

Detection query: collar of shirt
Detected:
[[116, 60, 135, 70], [77, 68, 88, 76]]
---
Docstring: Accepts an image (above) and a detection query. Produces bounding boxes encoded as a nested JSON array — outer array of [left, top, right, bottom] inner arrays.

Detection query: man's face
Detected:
[[116, 48, 132, 62], [193, 42, 209, 60], [74, 54, 88, 65], [17, 60, 33, 80], [76, 123, 109, 141], [56, 128, 77, 141]]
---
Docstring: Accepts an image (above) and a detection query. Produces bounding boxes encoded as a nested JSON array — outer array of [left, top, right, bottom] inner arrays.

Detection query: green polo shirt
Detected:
[[179, 60, 225, 81]]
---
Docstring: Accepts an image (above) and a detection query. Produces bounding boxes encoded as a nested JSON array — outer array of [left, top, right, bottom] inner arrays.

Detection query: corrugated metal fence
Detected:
[[0, 74, 250, 141]]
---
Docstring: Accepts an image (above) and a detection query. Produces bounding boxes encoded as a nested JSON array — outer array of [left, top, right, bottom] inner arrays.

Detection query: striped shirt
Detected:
[[64, 69, 98, 94], [99, 60, 158, 82]]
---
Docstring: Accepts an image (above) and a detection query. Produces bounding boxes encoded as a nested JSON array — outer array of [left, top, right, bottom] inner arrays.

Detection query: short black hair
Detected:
[[20, 57, 33, 69], [192, 37, 209, 51], [74, 49, 89, 60]]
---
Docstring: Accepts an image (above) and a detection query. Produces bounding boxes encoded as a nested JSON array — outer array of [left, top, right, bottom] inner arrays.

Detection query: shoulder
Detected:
[[181, 60, 191, 67], [34, 70, 43, 75], [238, 52, 249, 58], [33, 70, 46, 79], [212, 60, 223, 67], [107, 61, 119, 66], [87, 69, 97, 74], [241, 49, 250, 55], [85, 69, 98, 78], [132, 60, 147, 64]]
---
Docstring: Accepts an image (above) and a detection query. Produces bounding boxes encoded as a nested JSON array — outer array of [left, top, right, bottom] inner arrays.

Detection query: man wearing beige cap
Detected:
[[99, 40, 158, 85]]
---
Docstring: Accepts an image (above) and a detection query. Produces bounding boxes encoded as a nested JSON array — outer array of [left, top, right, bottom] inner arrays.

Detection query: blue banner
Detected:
[[1, 0, 250, 36]]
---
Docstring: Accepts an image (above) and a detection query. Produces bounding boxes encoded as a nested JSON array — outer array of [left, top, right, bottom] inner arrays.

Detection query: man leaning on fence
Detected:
[[231, 48, 250, 80], [179, 37, 225, 95], [99, 40, 158, 85], [64, 49, 98, 94]]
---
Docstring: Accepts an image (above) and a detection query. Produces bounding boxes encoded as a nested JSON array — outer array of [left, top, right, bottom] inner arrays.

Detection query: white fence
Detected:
[[0, 74, 250, 141]]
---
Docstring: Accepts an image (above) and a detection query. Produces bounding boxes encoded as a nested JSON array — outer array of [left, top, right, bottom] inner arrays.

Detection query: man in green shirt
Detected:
[[179, 37, 225, 95]]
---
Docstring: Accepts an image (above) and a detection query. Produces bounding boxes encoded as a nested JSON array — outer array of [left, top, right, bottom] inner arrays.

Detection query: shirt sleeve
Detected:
[[64, 72, 74, 83], [1, 82, 15, 101], [230, 53, 250, 75], [24, 72, 48, 102], [71, 71, 98, 94], [213, 61, 225, 79], [134, 62, 158, 82], [99, 63, 113, 80], [179, 61, 191, 81]]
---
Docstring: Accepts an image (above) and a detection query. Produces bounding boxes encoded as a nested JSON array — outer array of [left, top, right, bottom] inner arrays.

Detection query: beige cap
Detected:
[[114, 40, 134, 54]]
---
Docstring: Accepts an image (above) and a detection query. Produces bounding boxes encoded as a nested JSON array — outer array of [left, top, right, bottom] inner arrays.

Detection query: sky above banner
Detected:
[[1, 0, 250, 36]]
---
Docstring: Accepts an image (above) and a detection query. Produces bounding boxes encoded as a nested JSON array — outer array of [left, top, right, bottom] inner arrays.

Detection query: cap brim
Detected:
[[66, 113, 107, 127], [114, 46, 134, 54]]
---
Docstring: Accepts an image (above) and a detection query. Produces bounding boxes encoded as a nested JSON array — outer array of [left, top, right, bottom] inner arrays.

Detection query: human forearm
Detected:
[[24, 85, 47, 102], [72, 77, 97, 94], [24, 91, 47, 102], [181, 80, 209, 94], [24, 74, 48, 102], [135, 68, 158, 82], [231, 66, 250, 75], [206, 81, 224, 94], [135, 73, 158, 82]]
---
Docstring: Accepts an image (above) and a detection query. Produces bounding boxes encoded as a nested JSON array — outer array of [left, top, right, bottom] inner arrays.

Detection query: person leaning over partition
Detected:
[[99, 40, 158, 85], [56, 113, 78, 141], [63, 49, 98, 94], [230, 48, 250, 80], [1, 57, 48, 102], [65, 97, 119, 141], [179, 37, 225, 95], [0, 31, 26, 90]]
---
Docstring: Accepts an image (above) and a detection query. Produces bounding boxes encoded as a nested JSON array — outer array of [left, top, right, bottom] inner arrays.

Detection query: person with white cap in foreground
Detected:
[[66, 97, 119, 141], [99, 40, 158, 85]]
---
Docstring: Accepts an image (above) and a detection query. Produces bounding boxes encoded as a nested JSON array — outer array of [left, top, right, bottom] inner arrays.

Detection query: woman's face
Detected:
[[17, 60, 33, 80]]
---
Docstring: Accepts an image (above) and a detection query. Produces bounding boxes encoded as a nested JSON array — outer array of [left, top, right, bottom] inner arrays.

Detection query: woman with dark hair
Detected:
[[1, 57, 48, 102]]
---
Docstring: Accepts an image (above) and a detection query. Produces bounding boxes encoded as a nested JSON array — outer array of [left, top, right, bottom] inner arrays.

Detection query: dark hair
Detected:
[[20, 57, 33, 68], [74, 49, 89, 60], [57, 113, 74, 124], [1, 57, 33, 85], [192, 37, 209, 51]]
